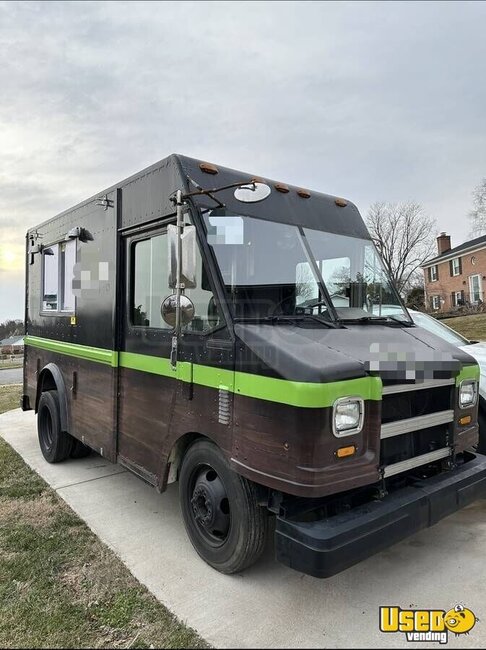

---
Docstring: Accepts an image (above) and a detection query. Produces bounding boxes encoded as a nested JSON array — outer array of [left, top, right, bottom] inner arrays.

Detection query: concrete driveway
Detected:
[[0, 367, 22, 385], [1, 409, 485, 649]]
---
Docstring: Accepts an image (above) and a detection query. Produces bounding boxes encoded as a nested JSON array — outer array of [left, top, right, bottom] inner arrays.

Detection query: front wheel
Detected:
[[179, 439, 269, 574]]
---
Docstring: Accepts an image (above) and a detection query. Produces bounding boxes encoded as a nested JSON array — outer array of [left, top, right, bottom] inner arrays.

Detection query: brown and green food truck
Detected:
[[23, 154, 486, 577]]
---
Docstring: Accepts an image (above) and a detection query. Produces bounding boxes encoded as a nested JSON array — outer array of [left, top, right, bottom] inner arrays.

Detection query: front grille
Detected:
[[380, 378, 455, 476]]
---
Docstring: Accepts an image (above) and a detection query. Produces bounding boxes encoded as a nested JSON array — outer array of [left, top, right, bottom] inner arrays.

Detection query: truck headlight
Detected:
[[333, 397, 364, 437], [459, 380, 478, 409]]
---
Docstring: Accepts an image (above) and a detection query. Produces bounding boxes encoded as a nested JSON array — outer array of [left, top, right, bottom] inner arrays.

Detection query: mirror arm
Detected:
[[171, 189, 185, 368]]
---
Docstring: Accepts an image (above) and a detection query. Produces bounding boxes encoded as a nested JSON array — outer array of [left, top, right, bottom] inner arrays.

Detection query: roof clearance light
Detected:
[[199, 162, 219, 175], [234, 182, 271, 203], [335, 198, 348, 207], [297, 188, 311, 198], [275, 183, 289, 193]]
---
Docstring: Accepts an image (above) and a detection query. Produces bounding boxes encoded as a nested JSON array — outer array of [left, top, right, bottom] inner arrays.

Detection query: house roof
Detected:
[[421, 234, 486, 267], [0, 336, 24, 346]]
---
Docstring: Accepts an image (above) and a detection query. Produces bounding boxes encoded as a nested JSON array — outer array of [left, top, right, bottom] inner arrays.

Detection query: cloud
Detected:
[[1, 0, 486, 321]]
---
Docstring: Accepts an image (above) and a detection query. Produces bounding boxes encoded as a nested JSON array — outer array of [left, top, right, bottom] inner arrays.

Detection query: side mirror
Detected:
[[168, 224, 197, 289], [161, 294, 195, 327]]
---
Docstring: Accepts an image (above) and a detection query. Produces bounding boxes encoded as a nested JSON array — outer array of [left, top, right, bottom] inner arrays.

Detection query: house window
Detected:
[[431, 295, 441, 310], [452, 291, 464, 307], [42, 240, 77, 313], [429, 265, 438, 282], [469, 274, 482, 304], [450, 257, 462, 277]]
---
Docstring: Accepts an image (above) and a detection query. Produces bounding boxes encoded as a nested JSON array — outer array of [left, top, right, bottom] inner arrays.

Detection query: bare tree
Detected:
[[469, 178, 486, 237], [366, 202, 436, 295]]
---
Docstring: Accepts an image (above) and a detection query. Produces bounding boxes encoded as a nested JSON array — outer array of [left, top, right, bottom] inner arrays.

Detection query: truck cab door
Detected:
[[117, 224, 178, 485]]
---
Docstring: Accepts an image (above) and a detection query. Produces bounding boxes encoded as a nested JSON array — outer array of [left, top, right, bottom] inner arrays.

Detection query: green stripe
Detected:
[[119, 350, 381, 408], [24, 335, 118, 367], [27, 336, 479, 408], [119, 351, 174, 377], [234, 372, 382, 408], [456, 364, 480, 386]]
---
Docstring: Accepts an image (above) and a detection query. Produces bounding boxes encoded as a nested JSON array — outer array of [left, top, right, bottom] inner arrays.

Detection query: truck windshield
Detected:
[[202, 209, 411, 324]]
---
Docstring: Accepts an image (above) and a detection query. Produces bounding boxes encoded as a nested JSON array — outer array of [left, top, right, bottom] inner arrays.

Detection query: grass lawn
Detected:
[[0, 385, 208, 649], [441, 313, 486, 341], [0, 385, 22, 414], [0, 358, 23, 369]]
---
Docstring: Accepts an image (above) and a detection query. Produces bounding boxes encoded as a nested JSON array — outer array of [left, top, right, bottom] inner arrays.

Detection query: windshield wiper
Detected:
[[234, 314, 338, 327], [341, 315, 414, 327]]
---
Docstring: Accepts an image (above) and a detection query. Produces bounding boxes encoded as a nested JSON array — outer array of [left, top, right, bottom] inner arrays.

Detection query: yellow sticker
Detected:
[[70, 316, 76, 326], [379, 604, 478, 644]]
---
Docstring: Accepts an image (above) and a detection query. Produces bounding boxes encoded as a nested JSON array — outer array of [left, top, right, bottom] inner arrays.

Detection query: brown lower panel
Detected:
[[24, 347, 117, 461], [118, 368, 233, 489], [231, 394, 382, 498]]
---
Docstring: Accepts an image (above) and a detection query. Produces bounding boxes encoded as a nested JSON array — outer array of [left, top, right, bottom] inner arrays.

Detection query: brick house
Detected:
[[0, 336, 24, 355], [422, 232, 486, 312]]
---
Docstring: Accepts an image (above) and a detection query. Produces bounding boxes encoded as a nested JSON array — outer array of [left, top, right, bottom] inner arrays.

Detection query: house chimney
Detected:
[[437, 232, 451, 255]]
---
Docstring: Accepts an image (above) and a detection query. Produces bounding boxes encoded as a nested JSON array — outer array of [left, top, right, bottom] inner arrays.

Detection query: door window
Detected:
[[132, 234, 171, 329], [131, 229, 221, 332]]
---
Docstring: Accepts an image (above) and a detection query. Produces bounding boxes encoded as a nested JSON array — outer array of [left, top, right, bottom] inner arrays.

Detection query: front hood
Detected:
[[235, 322, 477, 383]]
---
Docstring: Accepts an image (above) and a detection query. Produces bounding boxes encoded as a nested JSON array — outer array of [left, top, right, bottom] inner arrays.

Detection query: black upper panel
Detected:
[[235, 322, 475, 383], [177, 155, 370, 239]]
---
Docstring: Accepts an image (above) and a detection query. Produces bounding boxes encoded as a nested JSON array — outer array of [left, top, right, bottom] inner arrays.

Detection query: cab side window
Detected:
[[132, 233, 171, 329], [131, 230, 221, 333]]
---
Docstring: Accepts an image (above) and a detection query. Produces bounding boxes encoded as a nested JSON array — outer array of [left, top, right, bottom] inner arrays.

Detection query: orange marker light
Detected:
[[199, 162, 218, 174], [336, 445, 356, 458], [335, 198, 348, 207], [297, 188, 311, 198], [275, 183, 289, 193], [459, 415, 472, 426]]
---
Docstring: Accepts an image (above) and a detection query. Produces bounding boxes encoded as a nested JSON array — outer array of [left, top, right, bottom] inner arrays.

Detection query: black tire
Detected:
[[37, 390, 73, 463], [179, 439, 269, 574], [478, 407, 486, 455], [70, 439, 91, 459]]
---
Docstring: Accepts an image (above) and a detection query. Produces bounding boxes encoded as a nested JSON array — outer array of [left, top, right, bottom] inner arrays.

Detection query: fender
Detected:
[[36, 363, 70, 434]]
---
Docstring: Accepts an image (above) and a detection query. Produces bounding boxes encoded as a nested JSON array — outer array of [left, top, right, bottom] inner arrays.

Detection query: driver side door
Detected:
[[117, 223, 177, 485]]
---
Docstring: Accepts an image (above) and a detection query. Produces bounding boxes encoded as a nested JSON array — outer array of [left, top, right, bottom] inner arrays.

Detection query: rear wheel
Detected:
[[37, 390, 73, 463], [179, 439, 268, 574]]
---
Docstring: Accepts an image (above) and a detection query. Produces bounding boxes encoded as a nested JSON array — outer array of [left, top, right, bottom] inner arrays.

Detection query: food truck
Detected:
[[23, 154, 486, 577]]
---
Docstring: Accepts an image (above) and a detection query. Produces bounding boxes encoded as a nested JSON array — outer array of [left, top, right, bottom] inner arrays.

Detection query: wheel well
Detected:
[[35, 369, 56, 411], [166, 432, 206, 485], [35, 365, 70, 433]]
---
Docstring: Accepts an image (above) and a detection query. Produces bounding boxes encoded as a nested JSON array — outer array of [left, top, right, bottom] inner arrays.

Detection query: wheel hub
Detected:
[[191, 486, 214, 526], [190, 467, 230, 541]]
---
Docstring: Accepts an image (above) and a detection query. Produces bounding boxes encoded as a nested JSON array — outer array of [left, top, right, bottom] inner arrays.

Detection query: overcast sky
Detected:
[[1, 0, 486, 322]]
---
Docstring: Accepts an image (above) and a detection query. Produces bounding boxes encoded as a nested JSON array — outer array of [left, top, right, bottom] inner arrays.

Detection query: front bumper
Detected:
[[275, 453, 486, 578]]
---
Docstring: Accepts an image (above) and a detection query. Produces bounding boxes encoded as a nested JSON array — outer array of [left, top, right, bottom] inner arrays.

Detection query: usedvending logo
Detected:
[[380, 604, 479, 644]]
